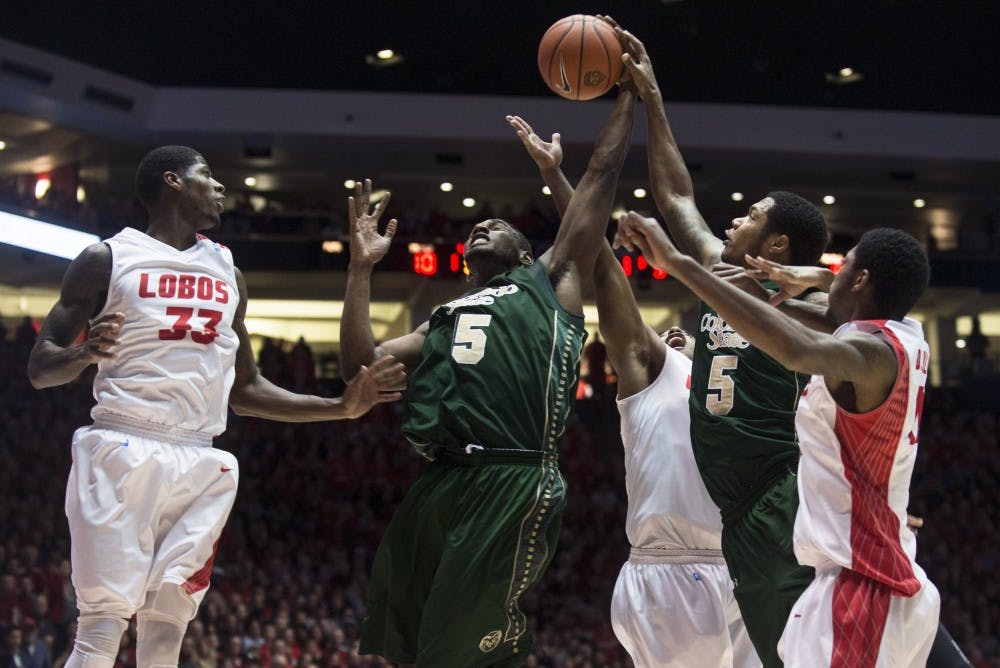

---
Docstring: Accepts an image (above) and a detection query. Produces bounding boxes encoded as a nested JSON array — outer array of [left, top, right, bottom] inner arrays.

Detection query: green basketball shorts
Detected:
[[360, 449, 566, 667], [721, 471, 815, 668]]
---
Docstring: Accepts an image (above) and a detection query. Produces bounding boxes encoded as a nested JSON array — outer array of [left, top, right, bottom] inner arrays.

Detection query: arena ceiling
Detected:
[[2, 1, 999, 115]]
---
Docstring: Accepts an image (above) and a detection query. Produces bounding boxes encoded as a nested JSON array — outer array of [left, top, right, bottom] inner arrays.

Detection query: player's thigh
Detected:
[[67, 427, 165, 616], [416, 463, 564, 667], [612, 561, 737, 668], [879, 568, 940, 667], [145, 446, 239, 605]]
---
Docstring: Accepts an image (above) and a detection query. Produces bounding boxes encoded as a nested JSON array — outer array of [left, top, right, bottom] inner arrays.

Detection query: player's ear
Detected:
[[767, 233, 789, 258], [164, 170, 182, 193], [852, 268, 871, 293], [519, 251, 534, 267]]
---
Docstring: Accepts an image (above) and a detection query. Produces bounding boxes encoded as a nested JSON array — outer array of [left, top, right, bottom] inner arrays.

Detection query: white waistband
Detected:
[[628, 547, 726, 565], [93, 413, 213, 448]]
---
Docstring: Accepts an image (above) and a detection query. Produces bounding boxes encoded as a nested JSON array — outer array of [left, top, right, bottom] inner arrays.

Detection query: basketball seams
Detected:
[[590, 20, 616, 96], [545, 16, 578, 99], [538, 14, 621, 100]]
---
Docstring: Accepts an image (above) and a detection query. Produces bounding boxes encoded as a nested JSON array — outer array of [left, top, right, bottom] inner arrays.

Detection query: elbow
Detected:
[[26, 358, 47, 390]]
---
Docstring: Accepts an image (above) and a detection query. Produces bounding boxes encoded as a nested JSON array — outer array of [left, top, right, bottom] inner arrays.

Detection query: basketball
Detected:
[[538, 15, 624, 101]]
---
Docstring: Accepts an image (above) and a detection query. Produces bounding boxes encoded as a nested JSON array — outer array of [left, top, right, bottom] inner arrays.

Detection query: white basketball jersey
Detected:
[[793, 318, 929, 595], [617, 343, 723, 551], [91, 227, 240, 435]]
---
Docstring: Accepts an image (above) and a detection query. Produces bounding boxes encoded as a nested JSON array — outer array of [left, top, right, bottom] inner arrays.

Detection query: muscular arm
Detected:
[[228, 268, 404, 421], [619, 215, 898, 410], [338, 260, 427, 379], [615, 27, 722, 266], [594, 243, 664, 399], [540, 86, 637, 313], [27, 243, 117, 388]]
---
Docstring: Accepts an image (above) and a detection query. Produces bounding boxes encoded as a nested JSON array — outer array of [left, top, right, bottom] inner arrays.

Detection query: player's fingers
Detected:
[[347, 196, 357, 225], [384, 218, 398, 240], [373, 190, 392, 220], [768, 289, 793, 307]]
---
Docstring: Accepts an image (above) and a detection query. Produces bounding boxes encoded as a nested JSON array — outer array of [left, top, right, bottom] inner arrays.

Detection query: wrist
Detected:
[[348, 258, 376, 272]]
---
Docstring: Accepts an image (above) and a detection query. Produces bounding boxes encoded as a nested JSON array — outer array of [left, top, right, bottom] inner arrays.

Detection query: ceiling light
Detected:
[[0, 210, 99, 260], [825, 67, 863, 85], [34, 177, 51, 200], [955, 339, 966, 349], [611, 207, 627, 221], [822, 195, 835, 205], [542, 186, 551, 195], [0, 140, 6, 151], [440, 182, 453, 192], [344, 179, 356, 189], [730, 192, 744, 202], [913, 198, 926, 208], [462, 197, 476, 208], [633, 188, 647, 199], [244, 176, 257, 188], [365, 51, 404, 67], [76, 185, 86, 203]]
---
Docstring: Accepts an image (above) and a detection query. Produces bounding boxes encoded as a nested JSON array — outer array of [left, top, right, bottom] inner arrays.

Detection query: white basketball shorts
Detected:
[[779, 564, 940, 667], [611, 550, 760, 668], [66, 418, 238, 619]]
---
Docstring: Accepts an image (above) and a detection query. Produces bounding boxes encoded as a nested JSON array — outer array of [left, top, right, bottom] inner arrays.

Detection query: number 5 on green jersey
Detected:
[[707, 355, 738, 415], [452, 313, 493, 365]]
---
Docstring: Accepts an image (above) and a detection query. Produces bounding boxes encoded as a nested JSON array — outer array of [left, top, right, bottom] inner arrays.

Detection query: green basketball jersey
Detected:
[[403, 261, 587, 460], [689, 299, 809, 513]]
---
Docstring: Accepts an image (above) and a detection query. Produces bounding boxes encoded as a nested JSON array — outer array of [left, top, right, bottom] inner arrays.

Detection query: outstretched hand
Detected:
[[339, 355, 407, 419], [745, 255, 833, 306], [348, 178, 397, 266], [615, 211, 684, 272], [507, 115, 562, 171], [82, 312, 125, 363], [599, 18, 658, 99]]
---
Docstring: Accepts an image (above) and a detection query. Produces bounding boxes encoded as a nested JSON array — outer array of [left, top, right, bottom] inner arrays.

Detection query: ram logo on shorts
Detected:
[[479, 630, 502, 653]]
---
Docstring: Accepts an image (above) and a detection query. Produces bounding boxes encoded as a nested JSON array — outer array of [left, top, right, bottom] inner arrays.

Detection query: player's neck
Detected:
[[145, 211, 202, 251]]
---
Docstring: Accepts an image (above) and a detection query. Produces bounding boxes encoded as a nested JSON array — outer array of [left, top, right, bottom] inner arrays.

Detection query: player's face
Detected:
[[660, 326, 694, 360], [721, 197, 774, 265], [464, 219, 523, 267], [180, 157, 226, 230]]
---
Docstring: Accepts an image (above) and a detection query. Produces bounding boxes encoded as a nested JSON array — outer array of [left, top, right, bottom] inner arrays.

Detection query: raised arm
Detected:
[[509, 114, 664, 397], [339, 179, 426, 379], [227, 267, 405, 421], [617, 212, 898, 409], [539, 83, 637, 314], [27, 242, 121, 389], [594, 243, 665, 398], [507, 115, 574, 218], [614, 25, 722, 267]]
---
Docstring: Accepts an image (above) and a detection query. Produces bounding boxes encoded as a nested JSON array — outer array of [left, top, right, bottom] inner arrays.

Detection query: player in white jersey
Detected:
[[617, 219, 940, 667], [28, 146, 405, 668], [509, 114, 757, 668]]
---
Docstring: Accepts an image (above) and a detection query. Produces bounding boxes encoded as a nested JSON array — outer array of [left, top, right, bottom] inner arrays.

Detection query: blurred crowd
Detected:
[[0, 178, 557, 247], [0, 321, 997, 667]]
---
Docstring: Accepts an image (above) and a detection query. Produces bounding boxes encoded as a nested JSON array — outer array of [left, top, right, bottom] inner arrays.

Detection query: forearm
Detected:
[[551, 88, 636, 275], [645, 94, 716, 262], [229, 376, 355, 422], [777, 298, 837, 334], [539, 166, 575, 219], [595, 244, 651, 373], [27, 341, 92, 389], [339, 262, 378, 379], [670, 255, 833, 374]]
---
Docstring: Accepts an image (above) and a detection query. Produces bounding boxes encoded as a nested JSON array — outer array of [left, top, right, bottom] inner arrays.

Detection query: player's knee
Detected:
[[138, 584, 198, 627], [70, 614, 128, 667]]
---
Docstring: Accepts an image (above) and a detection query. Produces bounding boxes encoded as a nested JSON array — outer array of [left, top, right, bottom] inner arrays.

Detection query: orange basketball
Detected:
[[537, 15, 624, 101]]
